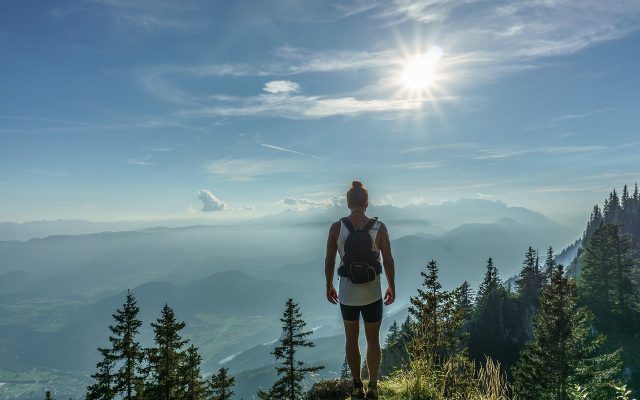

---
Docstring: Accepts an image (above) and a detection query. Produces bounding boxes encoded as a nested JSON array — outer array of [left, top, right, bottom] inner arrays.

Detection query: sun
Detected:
[[403, 56, 436, 89], [399, 45, 443, 94]]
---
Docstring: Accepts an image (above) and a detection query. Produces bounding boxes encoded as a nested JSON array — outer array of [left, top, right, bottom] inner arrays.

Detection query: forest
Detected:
[[61, 185, 639, 400]]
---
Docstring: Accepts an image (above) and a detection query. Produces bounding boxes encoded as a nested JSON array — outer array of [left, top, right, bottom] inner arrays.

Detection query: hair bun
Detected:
[[352, 180, 363, 188]]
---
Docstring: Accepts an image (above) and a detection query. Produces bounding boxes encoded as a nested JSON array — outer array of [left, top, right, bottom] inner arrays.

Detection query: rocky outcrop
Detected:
[[306, 379, 353, 400]]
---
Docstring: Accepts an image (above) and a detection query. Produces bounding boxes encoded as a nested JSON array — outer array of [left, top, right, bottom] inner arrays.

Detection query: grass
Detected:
[[308, 357, 510, 400]]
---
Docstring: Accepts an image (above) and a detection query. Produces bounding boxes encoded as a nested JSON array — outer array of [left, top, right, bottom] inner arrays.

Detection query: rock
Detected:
[[306, 379, 353, 400]]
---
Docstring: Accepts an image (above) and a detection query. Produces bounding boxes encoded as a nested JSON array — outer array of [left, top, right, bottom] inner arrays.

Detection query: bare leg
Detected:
[[364, 320, 381, 382], [343, 319, 361, 381]]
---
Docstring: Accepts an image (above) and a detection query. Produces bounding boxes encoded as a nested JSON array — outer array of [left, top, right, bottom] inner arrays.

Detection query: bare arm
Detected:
[[324, 222, 340, 304], [377, 223, 396, 304]]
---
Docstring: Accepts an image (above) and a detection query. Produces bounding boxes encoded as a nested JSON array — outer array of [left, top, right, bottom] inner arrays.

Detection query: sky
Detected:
[[1, 0, 639, 231]]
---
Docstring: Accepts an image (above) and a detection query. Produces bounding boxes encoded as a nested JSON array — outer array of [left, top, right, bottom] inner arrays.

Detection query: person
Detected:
[[325, 180, 396, 400]]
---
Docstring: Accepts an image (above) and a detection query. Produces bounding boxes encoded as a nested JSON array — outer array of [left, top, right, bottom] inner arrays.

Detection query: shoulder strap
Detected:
[[340, 217, 356, 233], [363, 217, 378, 232]]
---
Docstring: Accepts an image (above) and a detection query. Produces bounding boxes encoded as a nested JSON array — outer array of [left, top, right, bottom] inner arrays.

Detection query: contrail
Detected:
[[260, 143, 327, 160]]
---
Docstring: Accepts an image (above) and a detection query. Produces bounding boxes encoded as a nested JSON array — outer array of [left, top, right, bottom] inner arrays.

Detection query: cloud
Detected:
[[134, 1, 640, 121], [395, 161, 441, 169], [476, 192, 493, 200], [280, 196, 344, 210], [263, 80, 300, 94], [473, 145, 607, 160], [128, 154, 153, 166], [372, 1, 640, 63], [52, 0, 211, 34], [185, 94, 431, 120], [203, 158, 299, 181], [198, 189, 225, 212], [525, 107, 616, 130]]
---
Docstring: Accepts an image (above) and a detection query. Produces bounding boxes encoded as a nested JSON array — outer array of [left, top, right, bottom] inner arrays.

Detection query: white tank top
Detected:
[[337, 218, 383, 306]]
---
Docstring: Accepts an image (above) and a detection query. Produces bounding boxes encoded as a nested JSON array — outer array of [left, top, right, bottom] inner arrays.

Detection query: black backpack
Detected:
[[337, 217, 383, 284]]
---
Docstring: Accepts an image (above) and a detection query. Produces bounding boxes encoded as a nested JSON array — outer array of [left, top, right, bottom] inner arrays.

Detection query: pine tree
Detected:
[[180, 345, 207, 400], [86, 347, 116, 400], [516, 247, 544, 309], [108, 290, 144, 399], [622, 185, 632, 219], [258, 298, 323, 400], [609, 226, 637, 322], [146, 303, 189, 400], [579, 222, 613, 322], [385, 320, 400, 347], [208, 367, 235, 400], [584, 205, 603, 240], [513, 265, 622, 400], [408, 260, 466, 362], [454, 280, 473, 318], [544, 246, 557, 281], [399, 314, 412, 339], [340, 356, 350, 379]]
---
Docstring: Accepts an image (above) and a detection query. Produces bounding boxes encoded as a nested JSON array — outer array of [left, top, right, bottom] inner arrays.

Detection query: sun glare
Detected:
[[399, 45, 443, 95]]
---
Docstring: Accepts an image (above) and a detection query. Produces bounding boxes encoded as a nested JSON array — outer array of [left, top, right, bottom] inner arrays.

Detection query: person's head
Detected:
[[347, 180, 369, 210]]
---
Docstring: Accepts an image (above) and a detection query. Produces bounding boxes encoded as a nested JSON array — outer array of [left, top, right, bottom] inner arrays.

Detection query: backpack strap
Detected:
[[340, 217, 356, 233], [363, 217, 378, 232]]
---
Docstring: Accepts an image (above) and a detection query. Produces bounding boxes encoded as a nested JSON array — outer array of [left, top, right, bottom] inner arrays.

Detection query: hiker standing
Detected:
[[325, 180, 396, 400]]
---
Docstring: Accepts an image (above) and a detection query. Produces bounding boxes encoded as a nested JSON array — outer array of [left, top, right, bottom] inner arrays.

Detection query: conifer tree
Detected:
[[208, 367, 235, 400], [399, 314, 412, 339], [468, 258, 516, 368], [580, 222, 638, 324], [544, 246, 557, 281], [385, 320, 400, 347], [86, 347, 116, 400], [108, 290, 144, 399], [516, 247, 544, 309], [454, 281, 473, 318], [340, 356, 350, 379], [146, 303, 189, 400], [513, 265, 622, 400], [584, 205, 603, 240], [408, 260, 466, 362], [258, 298, 323, 400], [180, 344, 207, 400], [609, 226, 637, 320], [622, 185, 631, 218]]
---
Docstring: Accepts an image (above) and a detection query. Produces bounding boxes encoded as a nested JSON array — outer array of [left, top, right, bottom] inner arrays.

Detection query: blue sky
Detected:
[[1, 0, 639, 230]]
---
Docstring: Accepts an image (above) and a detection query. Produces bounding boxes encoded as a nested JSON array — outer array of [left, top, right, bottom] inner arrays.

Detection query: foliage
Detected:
[[379, 356, 510, 400], [512, 265, 623, 400], [207, 367, 235, 400], [408, 260, 467, 363], [258, 298, 323, 400]]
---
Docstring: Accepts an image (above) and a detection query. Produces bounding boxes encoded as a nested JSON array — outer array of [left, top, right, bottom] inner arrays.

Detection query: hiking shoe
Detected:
[[351, 380, 365, 399], [365, 382, 379, 400]]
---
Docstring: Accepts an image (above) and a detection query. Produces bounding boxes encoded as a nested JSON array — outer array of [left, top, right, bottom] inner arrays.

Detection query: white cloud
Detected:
[[198, 189, 225, 212], [280, 196, 344, 210], [263, 80, 300, 94], [372, 1, 640, 64], [128, 154, 153, 166], [187, 94, 430, 120], [476, 192, 493, 200], [395, 161, 441, 169], [53, 0, 211, 34], [473, 145, 607, 160], [203, 158, 299, 181], [134, 1, 640, 121]]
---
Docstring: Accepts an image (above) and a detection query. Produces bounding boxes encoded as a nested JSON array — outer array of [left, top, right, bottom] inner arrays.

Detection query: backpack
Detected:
[[337, 217, 383, 284]]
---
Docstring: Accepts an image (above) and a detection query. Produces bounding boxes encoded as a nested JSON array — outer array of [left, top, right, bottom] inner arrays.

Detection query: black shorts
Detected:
[[340, 299, 383, 323]]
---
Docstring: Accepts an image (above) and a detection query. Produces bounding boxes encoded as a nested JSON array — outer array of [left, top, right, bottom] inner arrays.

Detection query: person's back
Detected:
[[325, 180, 396, 400]]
